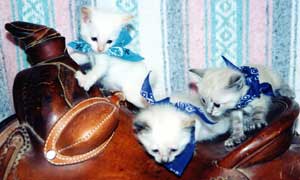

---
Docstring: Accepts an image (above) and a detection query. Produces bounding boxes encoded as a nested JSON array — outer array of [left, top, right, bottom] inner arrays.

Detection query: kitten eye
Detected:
[[133, 121, 150, 134], [91, 37, 98, 41], [201, 98, 206, 105], [152, 149, 159, 153], [106, 40, 113, 44], [170, 148, 177, 153], [213, 103, 220, 108]]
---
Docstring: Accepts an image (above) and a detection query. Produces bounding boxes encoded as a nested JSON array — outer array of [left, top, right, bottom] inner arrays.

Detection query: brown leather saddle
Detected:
[[0, 21, 300, 180]]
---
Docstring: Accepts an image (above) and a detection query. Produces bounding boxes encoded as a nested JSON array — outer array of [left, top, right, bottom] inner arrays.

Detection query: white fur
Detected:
[[70, 7, 151, 108], [133, 94, 230, 163], [80, 7, 131, 53]]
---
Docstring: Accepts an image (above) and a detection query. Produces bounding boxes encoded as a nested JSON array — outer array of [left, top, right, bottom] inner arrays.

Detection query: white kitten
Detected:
[[133, 94, 230, 163], [190, 63, 294, 147], [70, 6, 150, 108]]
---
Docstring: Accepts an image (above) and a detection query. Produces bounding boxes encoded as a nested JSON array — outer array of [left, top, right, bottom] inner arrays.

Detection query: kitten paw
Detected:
[[244, 117, 268, 132], [75, 71, 93, 91], [224, 135, 247, 148], [245, 119, 267, 132]]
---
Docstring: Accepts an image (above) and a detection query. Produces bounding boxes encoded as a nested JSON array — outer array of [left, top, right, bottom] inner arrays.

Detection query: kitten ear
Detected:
[[188, 82, 199, 94], [189, 69, 206, 78], [227, 74, 244, 90], [81, 6, 92, 23], [133, 120, 150, 134]]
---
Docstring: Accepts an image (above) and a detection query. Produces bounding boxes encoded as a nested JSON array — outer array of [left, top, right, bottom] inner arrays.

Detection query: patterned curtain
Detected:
[[0, 0, 299, 123]]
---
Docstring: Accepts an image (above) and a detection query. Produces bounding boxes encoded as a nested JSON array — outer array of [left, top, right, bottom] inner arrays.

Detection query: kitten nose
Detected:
[[97, 44, 105, 52], [161, 157, 170, 163]]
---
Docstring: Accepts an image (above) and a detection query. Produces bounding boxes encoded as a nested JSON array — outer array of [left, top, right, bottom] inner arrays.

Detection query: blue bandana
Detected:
[[68, 27, 144, 62], [140, 72, 215, 176], [222, 56, 275, 109]]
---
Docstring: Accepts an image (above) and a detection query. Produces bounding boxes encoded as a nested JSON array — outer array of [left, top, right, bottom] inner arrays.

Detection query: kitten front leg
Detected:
[[75, 59, 108, 91], [75, 71, 94, 91], [225, 110, 247, 148]]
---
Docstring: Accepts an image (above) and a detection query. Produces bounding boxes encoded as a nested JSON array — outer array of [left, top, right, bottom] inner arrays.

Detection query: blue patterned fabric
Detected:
[[222, 56, 275, 109], [140, 72, 215, 176], [141, 72, 215, 124], [164, 127, 195, 176], [68, 39, 92, 53], [68, 27, 144, 62], [209, 0, 244, 67]]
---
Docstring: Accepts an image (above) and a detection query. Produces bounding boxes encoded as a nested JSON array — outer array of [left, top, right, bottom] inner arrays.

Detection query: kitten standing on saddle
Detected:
[[190, 56, 295, 147], [69, 6, 150, 108], [133, 94, 230, 163]]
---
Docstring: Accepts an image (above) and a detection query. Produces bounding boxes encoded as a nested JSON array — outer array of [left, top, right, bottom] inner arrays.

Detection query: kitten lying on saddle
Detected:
[[133, 95, 230, 164], [190, 56, 295, 147], [69, 6, 151, 108], [133, 73, 230, 166]]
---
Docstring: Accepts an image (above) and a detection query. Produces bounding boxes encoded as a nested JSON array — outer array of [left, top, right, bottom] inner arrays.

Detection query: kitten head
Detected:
[[190, 68, 246, 117], [133, 105, 195, 163], [80, 6, 133, 52]]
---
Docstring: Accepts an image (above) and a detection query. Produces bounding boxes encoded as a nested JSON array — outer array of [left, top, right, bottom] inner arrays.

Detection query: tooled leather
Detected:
[[0, 126, 31, 180], [17, 65, 68, 139], [5, 22, 61, 50], [25, 29, 60, 49], [44, 97, 119, 165], [15, 61, 91, 140], [55, 62, 88, 107]]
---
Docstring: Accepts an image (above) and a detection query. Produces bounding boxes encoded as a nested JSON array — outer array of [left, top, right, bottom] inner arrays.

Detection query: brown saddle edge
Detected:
[[0, 97, 299, 180], [219, 97, 300, 169]]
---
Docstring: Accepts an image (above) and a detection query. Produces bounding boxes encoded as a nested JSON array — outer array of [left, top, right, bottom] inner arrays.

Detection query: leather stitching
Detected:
[[44, 97, 117, 165]]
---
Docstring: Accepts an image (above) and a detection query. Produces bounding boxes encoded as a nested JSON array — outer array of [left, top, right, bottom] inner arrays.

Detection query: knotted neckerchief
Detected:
[[68, 27, 144, 62], [140, 72, 216, 176], [221, 56, 275, 109]]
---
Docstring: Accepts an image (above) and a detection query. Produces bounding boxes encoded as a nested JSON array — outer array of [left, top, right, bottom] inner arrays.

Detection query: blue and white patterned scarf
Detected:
[[68, 27, 144, 62], [222, 56, 275, 109]]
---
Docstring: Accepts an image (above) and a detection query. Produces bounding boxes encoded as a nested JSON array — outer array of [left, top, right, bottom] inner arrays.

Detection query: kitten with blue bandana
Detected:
[[190, 62, 295, 147], [70, 6, 150, 108], [133, 94, 230, 163]]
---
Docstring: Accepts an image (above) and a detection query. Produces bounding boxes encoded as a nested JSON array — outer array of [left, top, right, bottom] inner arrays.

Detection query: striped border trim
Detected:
[[165, 0, 186, 93], [290, 0, 298, 94], [182, 0, 190, 90], [0, 30, 14, 121], [160, 0, 169, 94], [10, 0, 56, 70], [271, 0, 292, 82]]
